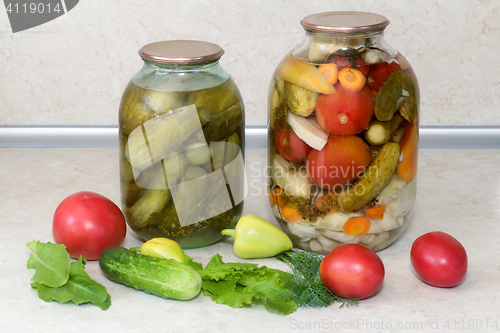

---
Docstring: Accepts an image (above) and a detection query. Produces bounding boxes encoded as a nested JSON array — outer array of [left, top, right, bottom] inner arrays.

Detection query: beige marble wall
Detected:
[[0, 0, 498, 126]]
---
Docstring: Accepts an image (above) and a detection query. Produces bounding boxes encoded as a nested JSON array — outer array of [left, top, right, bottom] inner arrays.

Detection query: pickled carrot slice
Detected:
[[316, 192, 337, 214], [281, 205, 302, 222], [343, 216, 371, 235], [364, 205, 386, 219], [269, 188, 277, 207], [338, 68, 367, 92], [397, 122, 418, 182], [269, 187, 285, 207], [318, 63, 339, 85]]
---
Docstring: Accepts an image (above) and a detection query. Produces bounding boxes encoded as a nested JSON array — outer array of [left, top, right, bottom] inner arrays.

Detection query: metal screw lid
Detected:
[[138, 40, 225, 65], [301, 11, 390, 33]]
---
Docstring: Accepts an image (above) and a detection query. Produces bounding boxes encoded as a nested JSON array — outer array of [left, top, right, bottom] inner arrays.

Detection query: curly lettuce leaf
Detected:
[[183, 255, 203, 271], [236, 267, 296, 315], [201, 279, 254, 307], [26, 240, 71, 288], [195, 253, 258, 281], [190, 254, 297, 315], [32, 256, 111, 310]]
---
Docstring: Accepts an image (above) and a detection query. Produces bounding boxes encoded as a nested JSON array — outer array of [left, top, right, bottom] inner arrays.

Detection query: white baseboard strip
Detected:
[[1, 125, 499, 149]]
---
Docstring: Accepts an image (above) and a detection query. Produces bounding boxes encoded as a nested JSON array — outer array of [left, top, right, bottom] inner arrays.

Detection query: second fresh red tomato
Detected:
[[53, 191, 127, 260], [320, 244, 385, 299], [315, 83, 374, 136], [410, 231, 468, 287]]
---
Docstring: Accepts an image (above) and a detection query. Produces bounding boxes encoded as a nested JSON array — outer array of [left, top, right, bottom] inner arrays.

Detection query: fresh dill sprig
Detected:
[[276, 249, 359, 309]]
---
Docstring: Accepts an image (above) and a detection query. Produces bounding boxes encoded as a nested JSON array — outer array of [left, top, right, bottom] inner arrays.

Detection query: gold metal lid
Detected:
[[301, 11, 389, 33], [138, 40, 225, 65]]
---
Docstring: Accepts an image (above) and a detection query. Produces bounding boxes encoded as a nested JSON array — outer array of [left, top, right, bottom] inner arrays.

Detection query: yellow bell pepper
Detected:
[[140, 238, 185, 262], [221, 214, 293, 259]]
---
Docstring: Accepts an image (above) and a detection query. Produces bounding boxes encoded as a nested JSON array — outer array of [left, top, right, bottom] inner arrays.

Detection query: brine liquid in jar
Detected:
[[119, 40, 245, 248], [268, 12, 419, 253]]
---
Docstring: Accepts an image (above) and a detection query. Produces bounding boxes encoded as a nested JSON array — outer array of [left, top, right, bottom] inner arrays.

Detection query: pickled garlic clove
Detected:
[[309, 239, 323, 252], [366, 213, 400, 233], [287, 221, 319, 239], [323, 230, 360, 244], [315, 211, 363, 232]]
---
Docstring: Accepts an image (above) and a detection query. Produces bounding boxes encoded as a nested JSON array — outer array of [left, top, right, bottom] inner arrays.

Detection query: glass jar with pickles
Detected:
[[119, 40, 245, 248], [268, 12, 419, 253]]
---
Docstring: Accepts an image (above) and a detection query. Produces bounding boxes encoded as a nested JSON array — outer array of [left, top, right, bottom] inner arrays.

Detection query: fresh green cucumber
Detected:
[[99, 247, 201, 301]]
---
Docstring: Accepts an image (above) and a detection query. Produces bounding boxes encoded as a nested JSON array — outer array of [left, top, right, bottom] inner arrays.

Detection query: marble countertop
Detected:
[[1, 147, 499, 332]]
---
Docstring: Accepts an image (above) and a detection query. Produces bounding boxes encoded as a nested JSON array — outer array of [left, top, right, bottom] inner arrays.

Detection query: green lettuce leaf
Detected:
[[32, 257, 111, 310], [238, 267, 297, 315], [26, 240, 71, 288], [203, 282, 255, 308], [183, 255, 203, 271], [27, 241, 111, 310], [201, 279, 254, 307], [196, 254, 258, 281], [205, 253, 225, 268], [190, 254, 297, 315]]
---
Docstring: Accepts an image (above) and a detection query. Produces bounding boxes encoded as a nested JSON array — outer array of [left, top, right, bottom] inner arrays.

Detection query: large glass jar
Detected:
[[119, 40, 245, 248], [268, 12, 419, 253]]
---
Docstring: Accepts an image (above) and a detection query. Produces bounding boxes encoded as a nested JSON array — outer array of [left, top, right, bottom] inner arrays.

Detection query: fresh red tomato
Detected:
[[53, 191, 127, 260], [316, 83, 374, 136], [274, 126, 312, 163], [366, 60, 401, 92], [320, 244, 385, 299], [306, 135, 371, 189], [410, 231, 468, 287]]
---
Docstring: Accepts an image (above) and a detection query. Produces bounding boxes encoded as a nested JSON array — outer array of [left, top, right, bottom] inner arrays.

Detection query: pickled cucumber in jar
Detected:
[[268, 12, 419, 253], [119, 40, 245, 248]]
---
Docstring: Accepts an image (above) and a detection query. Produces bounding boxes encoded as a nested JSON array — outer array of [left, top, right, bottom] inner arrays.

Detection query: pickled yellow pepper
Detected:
[[221, 214, 293, 259]]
